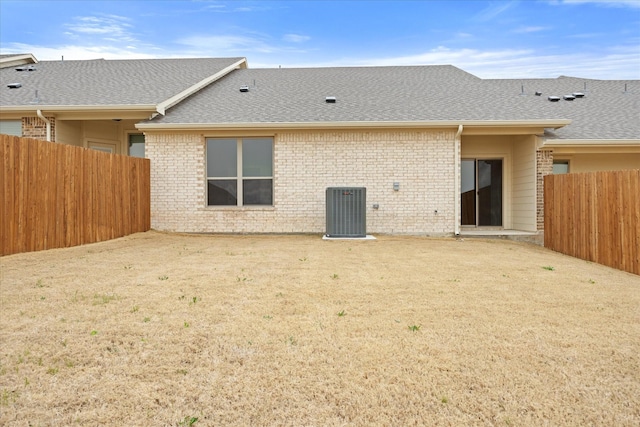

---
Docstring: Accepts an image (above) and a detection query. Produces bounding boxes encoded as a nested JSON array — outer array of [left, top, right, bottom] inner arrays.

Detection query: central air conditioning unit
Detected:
[[326, 187, 366, 238]]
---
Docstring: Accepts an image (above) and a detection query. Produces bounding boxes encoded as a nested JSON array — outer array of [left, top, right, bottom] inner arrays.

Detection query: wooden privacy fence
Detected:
[[1, 135, 150, 256], [544, 170, 639, 275]]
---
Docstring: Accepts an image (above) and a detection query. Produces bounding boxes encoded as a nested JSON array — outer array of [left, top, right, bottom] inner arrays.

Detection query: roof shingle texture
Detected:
[[0, 57, 244, 106], [150, 66, 639, 140]]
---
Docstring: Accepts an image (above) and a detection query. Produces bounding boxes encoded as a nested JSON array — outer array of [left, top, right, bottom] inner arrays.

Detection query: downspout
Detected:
[[36, 109, 51, 142], [454, 124, 463, 236]]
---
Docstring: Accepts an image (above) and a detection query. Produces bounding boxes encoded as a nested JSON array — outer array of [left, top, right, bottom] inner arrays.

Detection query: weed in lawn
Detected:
[[275, 292, 284, 298], [143, 317, 151, 323], [61, 339, 67, 347], [177, 416, 199, 426], [337, 310, 346, 317], [35, 279, 45, 288], [124, 264, 133, 270], [542, 266, 555, 271], [46, 367, 59, 375], [441, 396, 449, 404], [263, 315, 273, 320], [286, 336, 297, 345], [24, 378, 29, 386], [131, 305, 140, 313], [1, 389, 19, 406], [176, 369, 188, 375], [588, 279, 596, 284], [408, 325, 421, 332], [299, 257, 308, 261], [93, 293, 118, 305], [65, 360, 74, 368], [159, 275, 169, 281], [331, 273, 339, 280], [184, 321, 190, 328], [178, 294, 186, 301], [189, 296, 200, 305], [90, 330, 98, 336], [40, 296, 46, 301]]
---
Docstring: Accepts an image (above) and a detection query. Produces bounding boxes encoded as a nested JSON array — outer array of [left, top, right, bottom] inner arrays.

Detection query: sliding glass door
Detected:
[[461, 159, 503, 226]]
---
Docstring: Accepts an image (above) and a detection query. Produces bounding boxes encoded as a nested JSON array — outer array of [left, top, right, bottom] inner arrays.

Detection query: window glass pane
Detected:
[[208, 180, 237, 205], [207, 138, 237, 177], [0, 120, 22, 136], [129, 134, 145, 158], [553, 161, 569, 174], [243, 138, 273, 177], [243, 179, 273, 205]]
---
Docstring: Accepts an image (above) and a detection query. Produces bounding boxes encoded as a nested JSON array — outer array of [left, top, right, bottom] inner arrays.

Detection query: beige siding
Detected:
[[511, 136, 537, 231], [556, 153, 640, 173], [56, 120, 83, 146], [147, 130, 457, 234]]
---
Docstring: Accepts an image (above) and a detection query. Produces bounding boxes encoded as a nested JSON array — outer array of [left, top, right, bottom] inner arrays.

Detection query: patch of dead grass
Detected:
[[1, 231, 639, 426]]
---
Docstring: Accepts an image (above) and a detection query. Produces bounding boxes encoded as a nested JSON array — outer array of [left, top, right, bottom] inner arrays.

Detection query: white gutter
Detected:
[[454, 124, 463, 236], [155, 58, 248, 115], [36, 109, 51, 142], [136, 119, 572, 131]]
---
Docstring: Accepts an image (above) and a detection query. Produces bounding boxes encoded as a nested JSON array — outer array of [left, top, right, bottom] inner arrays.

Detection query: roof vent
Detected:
[[325, 96, 336, 103], [572, 92, 585, 98], [239, 85, 249, 92], [7, 83, 22, 89], [563, 95, 575, 101], [548, 96, 560, 102], [535, 91, 542, 96]]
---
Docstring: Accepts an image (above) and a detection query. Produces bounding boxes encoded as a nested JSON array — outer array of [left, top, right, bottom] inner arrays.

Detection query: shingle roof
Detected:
[[147, 66, 639, 140], [0, 57, 245, 107]]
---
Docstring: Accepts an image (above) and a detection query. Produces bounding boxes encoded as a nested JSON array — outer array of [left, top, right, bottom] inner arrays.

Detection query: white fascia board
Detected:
[[542, 139, 640, 148], [0, 54, 38, 67], [136, 119, 571, 131], [0, 104, 156, 113], [155, 58, 248, 115]]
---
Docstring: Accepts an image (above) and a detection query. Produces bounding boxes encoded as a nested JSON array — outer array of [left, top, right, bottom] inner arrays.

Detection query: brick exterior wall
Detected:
[[536, 149, 553, 230], [146, 130, 457, 235], [22, 116, 56, 141]]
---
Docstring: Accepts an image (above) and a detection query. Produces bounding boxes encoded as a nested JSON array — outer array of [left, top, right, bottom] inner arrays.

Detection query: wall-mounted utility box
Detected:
[[326, 187, 366, 238]]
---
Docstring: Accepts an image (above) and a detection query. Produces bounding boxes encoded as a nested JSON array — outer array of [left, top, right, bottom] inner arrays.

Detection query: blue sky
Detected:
[[1, 0, 639, 79]]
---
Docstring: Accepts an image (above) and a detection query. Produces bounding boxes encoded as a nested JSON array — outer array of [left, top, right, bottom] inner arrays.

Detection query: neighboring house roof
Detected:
[[0, 56, 247, 116], [484, 77, 639, 140], [140, 66, 638, 141]]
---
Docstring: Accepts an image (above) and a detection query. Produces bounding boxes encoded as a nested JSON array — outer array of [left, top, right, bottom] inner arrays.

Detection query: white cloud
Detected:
[[473, 1, 518, 21], [177, 34, 277, 53], [0, 43, 158, 60], [64, 15, 137, 43], [513, 26, 549, 33], [283, 34, 311, 43], [251, 46, 640, 79]]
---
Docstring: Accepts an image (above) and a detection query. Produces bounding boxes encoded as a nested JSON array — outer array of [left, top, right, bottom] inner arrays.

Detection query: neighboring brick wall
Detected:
[[22, 116, 56, 141], [146, 129, 457, 235], [536, 149, 553, 230]]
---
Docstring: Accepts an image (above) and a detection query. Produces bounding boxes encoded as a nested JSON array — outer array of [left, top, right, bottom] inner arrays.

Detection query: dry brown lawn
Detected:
[[0, 231, 639, 426]]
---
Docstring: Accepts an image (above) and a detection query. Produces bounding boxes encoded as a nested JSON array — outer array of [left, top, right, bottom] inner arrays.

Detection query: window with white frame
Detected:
[[206, 137, 273, 206]]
